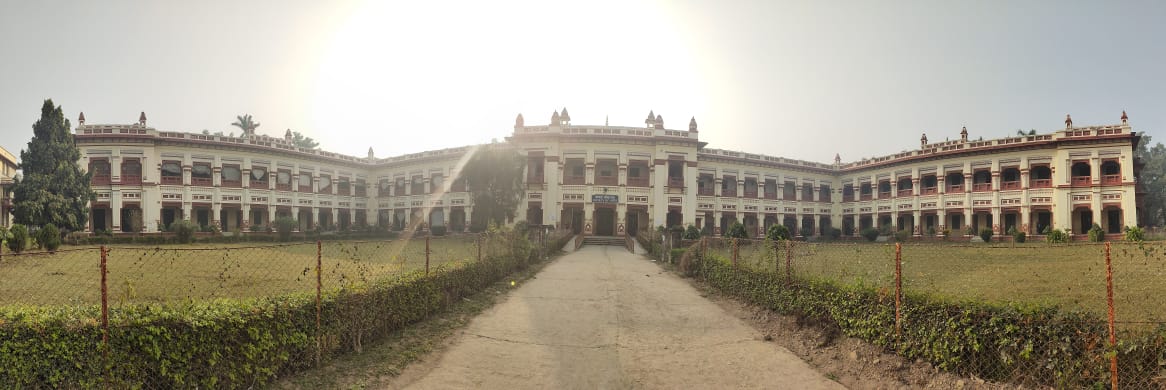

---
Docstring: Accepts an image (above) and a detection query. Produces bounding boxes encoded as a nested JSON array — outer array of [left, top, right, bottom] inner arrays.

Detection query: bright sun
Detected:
[[311, 0, 706, 157]]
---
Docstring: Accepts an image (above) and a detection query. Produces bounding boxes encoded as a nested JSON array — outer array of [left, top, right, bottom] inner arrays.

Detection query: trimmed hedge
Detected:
[[0, 231, 573, 388], [686, 249, 1165, 388]]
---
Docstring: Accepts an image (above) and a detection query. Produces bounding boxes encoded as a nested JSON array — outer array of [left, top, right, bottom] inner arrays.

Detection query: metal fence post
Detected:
[[315, 240, 322, 367], [425, 234, 431, 276], [784, 240, 792, 284], [1104, 242, 1118, 390], [731, 238, 739, 267], [477, 233, 482, 262], [99, 246, 110, 386], [895, 242, 903, 340]]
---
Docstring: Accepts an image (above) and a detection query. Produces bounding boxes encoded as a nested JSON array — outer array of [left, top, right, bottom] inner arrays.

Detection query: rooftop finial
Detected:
[[78, 112, 85, 125], [514, 113, 524, 128], [368, 147, 374, 159], [285, 129, 293, 140], [960, 126, 968, 142], [834, 153, 841, 164], [560, 107, 570, 123], [921, 133, 928, 148], [688, 117, 698, 132], [551, 110, 560, 125], [1121, 110, 1128, 123], [1065, 114, 1073, 128], [655, 114, 663, 128], [646, 110, 655, 128], [138, 111, 147, 126]]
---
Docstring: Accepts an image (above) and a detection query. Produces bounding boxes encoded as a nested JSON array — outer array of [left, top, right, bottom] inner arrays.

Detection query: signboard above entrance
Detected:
[[592, 194, 619, 203]]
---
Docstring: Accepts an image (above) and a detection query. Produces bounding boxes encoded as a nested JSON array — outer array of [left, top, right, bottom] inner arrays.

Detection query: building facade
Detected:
[[0, 146, 18, 227], [74, 109, 1140, 238]]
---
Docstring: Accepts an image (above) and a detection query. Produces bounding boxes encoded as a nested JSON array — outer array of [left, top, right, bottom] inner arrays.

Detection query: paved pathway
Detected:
[[390, 245, 845, 389]]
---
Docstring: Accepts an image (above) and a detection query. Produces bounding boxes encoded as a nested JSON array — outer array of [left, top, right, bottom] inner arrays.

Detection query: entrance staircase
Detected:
[[581, 235, 626, 247]]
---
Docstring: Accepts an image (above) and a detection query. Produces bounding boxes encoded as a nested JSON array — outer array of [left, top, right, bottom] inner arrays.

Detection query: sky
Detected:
[[1, 0, 1164, 165]]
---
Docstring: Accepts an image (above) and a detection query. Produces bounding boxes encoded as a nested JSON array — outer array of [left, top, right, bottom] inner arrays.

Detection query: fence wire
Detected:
[[684, 236, 1166, 389]]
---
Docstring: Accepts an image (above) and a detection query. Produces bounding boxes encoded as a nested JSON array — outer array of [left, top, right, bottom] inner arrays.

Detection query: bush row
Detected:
[[0, 229, 573, 388], [685, 249, 1166, 388]]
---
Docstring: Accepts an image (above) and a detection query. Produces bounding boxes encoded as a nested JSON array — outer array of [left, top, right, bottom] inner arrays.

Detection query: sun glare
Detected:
[[312, 0, 706, 157]]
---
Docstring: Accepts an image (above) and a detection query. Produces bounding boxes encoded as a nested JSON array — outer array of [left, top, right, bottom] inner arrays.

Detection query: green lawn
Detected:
[[706, 239, 1166, 325], [0, 237, 490, 306]]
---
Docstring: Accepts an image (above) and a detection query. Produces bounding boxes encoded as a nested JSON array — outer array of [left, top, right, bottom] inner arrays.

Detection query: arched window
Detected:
[[191, 163, 212, 186], [1071, 162, 1091, 186], [90, 159, 111, 185], [121, 159, 142, 184], [1001, 167, 1021, 190], [946, 172, 964, 192], [1030, 166, 1052, 188], [1101, 160, 1121, 185], [897, 177, 913, 196], [972, 170, 992, 192], [161, 161, 182, 185]]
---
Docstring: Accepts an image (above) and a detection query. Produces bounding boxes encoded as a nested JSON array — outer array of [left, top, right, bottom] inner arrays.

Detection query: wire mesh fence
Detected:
[[682, 236, 1166, 389]]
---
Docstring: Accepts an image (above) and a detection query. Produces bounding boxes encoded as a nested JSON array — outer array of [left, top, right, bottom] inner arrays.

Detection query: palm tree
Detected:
[[231, 114, 261, 136]]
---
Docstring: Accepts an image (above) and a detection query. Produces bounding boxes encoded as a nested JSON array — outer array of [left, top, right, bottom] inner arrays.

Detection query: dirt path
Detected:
[[387, 245, 845, 389]]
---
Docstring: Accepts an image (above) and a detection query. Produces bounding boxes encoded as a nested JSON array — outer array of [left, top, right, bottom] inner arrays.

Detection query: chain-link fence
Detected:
[[0, 229, 572, 388], [681, 237, 1166, 389]]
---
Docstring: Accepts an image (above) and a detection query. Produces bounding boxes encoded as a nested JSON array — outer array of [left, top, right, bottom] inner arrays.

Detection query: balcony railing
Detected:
[[879, 191, 891, 198], [221, 179, 241, 188], [897, 189, 912, 197], [1071, 176, 1092, 186], [668, 177, 685, 188], [784, 194, 796, 201], [338, 187, 351, 196], [764, 192, 777, 200], [722, 189, 737, 197], [300, 185, 313, 193], [121, 175, 142, 185], [843, 195, 854, 202], [564, 176, 585, 185], [972, 183, 992, 192], [1030, 179, 1052, 188], [1001, 181, 1020, 190], [161, 176, 182, 185], [191, 177, 212, 186], [744, 190, 757, 198], [947, 185, 964, 193], [355, 188, 367, 197], [277, 183, 292, 191], [250, 180, 268, 188], [627, 178, 649, 187], [820, 195, 831, 202], [860, 194, 872, 201], [921, 187, 937, 195], [698, 188, 714, 196], [1101, 175, 1121, 185], [595, 176, 618, 186], [92, 175, 111, 185], [526, 175, 544, 184]]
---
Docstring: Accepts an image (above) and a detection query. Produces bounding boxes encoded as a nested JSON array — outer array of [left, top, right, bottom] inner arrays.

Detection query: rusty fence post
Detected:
[[315, 240, 322, 366], [425, 234, 431, 276], [99, 246, 110, 387], [785, 240, 793, 284], [731, 238, 739, 267], [895, 242, 903, 340], [775, 240, 781, 274], [1104, 242, 1118, 390], [477, 233, 483, 262]]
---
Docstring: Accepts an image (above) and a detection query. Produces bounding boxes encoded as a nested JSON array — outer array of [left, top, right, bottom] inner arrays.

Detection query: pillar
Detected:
[[912, 210, 922, 236]]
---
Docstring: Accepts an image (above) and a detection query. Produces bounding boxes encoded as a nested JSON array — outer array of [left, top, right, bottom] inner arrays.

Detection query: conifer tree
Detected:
[[11, 100, 95, 232]]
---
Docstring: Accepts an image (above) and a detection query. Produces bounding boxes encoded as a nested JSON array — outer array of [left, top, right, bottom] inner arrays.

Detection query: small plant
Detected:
[[209, 223, 221, 235], [941, 229, 951, 240], [926, 226, 936, 237], [1088, 223, 1105, 242], [274, 216, 298, 241], [964, 225, 975, 236], [766, 224, 791, 241], [894, 229, 911, 242], [843, 225, 855, 236], [8, 224, 29, 253], [249, 223, 265, 232], [860, 227, 880, 242], [36, 224, 62, 251], [170, 220, 198, 244], [1045, 228, 1070, 243], [1124, 226, 1145, 242], [979, 228, 993, 243], [724, 222, 748, 239], [1008, 227, 1026, 243], [682, 224, 701, 240], [156, 221, 167, 232], [828, 227, 841, 240], [430, 225, 447, 236]]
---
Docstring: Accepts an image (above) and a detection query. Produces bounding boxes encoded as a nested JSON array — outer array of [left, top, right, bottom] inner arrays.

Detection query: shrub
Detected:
[[828, 227, 841, 240], [1009, 227, 1026, 243], [1045, 228, 1070, 243], [894, 229, 911, 242], [1088, 223, 1105, 242], [926, 226, 936, 237], [682, 224, 701, 240], [766, 224, 791, 241], [7, 224, 28, 253], [430, 225, 447, 236], [724, 222, 748, 239], [36, 224, 61, 252], [964, 225, 975, 236], [1124, 226, 1145, 242], [273, 217, 298, 241], [0, 226, 9, 246], [860, 227, 880, 242], [941, 229, 951, 240], [843, 225, 855, 236], [169, 220, 198, 244], [979, 228, 993, 243]]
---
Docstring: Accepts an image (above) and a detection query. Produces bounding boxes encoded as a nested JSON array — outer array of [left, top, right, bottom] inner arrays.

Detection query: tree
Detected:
[[290, 131, 319, 149], [1135, 135, 1166, 227], [11, 100, 95, 232], [230, 114, 260, 136], [457, 146, 525, 229]]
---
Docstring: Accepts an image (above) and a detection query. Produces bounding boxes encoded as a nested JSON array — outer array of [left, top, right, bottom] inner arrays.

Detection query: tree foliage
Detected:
[[290, 131, 319, 149], [458, 146, 525, 229], [12, 100, 95, 232], [724, 222, 748, 238], [1135, 135, 1166, 227], [230, 114, 260, 136]]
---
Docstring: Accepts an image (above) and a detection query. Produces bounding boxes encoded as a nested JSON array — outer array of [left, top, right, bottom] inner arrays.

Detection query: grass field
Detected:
[[0, 236, 501, 307], [704, 239, 1166, 326]]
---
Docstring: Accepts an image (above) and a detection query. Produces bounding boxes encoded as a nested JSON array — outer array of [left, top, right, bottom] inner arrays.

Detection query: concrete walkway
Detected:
[[389, 245, 845, 389]]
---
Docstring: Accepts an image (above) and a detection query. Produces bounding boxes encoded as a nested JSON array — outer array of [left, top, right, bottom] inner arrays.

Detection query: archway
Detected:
[[594, 207, 615, 236]]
